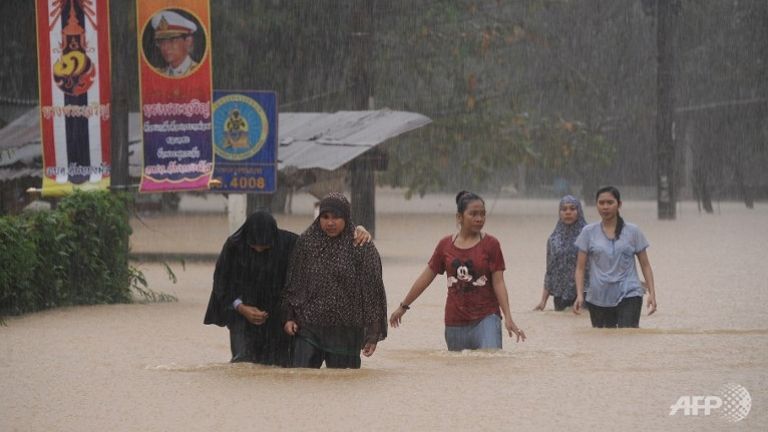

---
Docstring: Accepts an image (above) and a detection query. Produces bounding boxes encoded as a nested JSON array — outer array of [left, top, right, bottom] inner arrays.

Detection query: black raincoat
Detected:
[[204, 211, 298, 366]]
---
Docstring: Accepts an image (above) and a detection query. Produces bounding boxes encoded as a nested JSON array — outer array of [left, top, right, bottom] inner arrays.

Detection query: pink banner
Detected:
[[137, 0, 213, 192]]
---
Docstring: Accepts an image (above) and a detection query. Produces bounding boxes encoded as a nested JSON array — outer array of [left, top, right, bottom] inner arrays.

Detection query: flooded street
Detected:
[[2, 191, 766, 431], [2, 0, 765, 430]]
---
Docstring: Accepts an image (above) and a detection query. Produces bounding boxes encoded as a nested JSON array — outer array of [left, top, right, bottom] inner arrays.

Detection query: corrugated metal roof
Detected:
[[0, 167, 41, 181], [1, 108, 431, 176], [278, 110, 431, 170], [0, 109, 42, 152]]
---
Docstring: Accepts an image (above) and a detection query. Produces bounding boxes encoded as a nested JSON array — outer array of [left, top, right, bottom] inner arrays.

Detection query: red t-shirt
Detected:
[[428, 234, 505, 325]]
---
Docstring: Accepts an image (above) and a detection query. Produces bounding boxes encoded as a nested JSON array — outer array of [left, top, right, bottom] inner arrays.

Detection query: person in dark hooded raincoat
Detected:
[[204, 211, 371, 366]]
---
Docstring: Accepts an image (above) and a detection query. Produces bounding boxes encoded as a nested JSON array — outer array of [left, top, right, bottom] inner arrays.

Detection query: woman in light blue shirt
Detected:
[[573, 186, 657, 327]]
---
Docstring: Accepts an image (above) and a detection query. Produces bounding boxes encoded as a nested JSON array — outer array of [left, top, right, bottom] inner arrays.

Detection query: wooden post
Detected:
[[109, 0, 133, 194], [656, 0, 678, 219]]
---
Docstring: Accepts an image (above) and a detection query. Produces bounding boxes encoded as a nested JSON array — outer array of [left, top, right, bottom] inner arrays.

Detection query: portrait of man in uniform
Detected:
[[143, 9, 206, 78]]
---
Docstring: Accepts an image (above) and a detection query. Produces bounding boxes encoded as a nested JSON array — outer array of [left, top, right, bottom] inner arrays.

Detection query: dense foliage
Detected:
[[208, 0, 768, 198], [0, 192, 174, 324], [1, 0, 765, 200]]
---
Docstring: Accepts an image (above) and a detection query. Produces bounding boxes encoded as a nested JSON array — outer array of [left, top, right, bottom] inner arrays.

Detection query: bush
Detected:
[[0, 217, 39, 316], [0, 191, 175, 324]]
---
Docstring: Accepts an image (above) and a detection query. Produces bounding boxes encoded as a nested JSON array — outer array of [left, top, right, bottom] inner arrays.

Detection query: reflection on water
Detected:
[[1, 199, 767, 431], [633, 328, 768, 336], [145, 362, 233, 372], [422, 348, 590, 360], [147, 361, 389, 380]]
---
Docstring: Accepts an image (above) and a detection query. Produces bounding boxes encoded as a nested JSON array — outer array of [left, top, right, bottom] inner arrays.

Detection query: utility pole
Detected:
[[350, 0, 376, 236], [109, 0, 133, 194], [656, 0, 678, 219]]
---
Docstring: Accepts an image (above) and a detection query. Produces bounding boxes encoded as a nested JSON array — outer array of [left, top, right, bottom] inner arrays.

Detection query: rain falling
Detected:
[[1, 1, 766, 431]]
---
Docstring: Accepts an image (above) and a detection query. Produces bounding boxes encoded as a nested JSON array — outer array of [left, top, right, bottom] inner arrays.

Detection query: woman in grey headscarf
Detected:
[[282, 193, 387, 369], [534, 195, 588, 311]]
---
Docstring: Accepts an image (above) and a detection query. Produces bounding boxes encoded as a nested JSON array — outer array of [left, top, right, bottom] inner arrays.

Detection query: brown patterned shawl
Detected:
[[282, 193, 387, 346]]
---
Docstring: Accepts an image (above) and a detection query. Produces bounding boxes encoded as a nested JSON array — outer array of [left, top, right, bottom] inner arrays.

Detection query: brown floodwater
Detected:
[[2, 191, 766, 431]]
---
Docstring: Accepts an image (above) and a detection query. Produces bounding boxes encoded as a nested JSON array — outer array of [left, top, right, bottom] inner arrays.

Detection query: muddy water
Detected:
[[1, 194, 766, 431]]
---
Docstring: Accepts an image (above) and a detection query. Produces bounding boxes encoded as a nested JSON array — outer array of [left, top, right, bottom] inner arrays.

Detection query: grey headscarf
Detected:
[[543, 195, 587, 300]]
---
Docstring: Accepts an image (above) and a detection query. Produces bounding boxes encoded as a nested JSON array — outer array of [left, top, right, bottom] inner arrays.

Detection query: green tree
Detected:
[[674, 0, 768, 210]]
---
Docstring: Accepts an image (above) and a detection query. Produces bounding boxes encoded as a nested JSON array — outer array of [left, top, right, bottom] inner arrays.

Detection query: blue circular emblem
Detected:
[[212, 94, 269, 161]]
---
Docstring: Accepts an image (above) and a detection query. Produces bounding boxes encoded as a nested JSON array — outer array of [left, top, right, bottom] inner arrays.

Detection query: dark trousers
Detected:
[[553, 296, 575, 311], [586, 296, 642, 328], [229, 317, 290, 366], [291, 336, 361, 369]]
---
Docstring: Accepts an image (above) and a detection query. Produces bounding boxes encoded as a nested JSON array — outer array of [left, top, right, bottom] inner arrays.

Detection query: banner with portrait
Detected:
[[210, 91, 277, 193], [35, 0, 112, 196], [137, 0, 213, 193]]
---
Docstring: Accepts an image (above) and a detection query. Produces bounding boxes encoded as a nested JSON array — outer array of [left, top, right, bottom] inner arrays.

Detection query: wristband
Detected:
[[400, 302, 410, 310]]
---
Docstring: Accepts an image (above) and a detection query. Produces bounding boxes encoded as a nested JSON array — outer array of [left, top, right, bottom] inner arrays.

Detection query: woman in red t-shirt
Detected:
[[389, 191, 526, 350]]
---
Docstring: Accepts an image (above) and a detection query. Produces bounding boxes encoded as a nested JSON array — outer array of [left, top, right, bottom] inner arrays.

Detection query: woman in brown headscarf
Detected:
[[204, 210, 372, 367], [282, 193, 387, 369]]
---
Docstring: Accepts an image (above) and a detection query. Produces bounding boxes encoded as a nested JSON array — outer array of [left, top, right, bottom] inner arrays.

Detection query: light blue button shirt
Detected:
[[574, 222, 649, 307]]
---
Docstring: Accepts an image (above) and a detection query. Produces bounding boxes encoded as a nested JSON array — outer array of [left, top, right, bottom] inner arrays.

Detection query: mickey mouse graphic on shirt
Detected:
[[447, 258, 488, 293]]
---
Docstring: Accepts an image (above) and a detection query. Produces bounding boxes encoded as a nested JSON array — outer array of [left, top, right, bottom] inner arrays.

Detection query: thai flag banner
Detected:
[[137, 0, 213, 193], [35, 0, 112, 196]]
